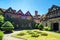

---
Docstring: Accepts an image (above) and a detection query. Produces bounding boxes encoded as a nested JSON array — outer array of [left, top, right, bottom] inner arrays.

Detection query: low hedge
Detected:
[[0, 31, 4, 40], [44, 26, 52, 31]]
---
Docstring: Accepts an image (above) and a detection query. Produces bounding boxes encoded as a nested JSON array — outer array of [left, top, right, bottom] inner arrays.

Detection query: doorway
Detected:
[[53, 23, 59, 31]]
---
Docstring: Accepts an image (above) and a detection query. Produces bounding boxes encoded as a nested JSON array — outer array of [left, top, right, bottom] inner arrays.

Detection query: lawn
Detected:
[[12, 29, 60, 40]]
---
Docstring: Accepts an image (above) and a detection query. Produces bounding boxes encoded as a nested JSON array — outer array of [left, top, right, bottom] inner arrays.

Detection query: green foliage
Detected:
[[35, 24, 39, 29], [17, 32, 26, 36], [0, 15, 4, 30], [34, 31, 42, 34], [31, 34, 39, 37], [0, 15, 4, 23], [27, 30, 34, 34], [13, 30, 60, 40], [14, 19, 36, 29], [0, 11, 3, 15], [38, 23, 44, 30], [1, 21, 14, 32], [44, 26, 52, 31], [41, 33, 48, 36], [0, 31, 4, 40], [31, 20, 36, 28]]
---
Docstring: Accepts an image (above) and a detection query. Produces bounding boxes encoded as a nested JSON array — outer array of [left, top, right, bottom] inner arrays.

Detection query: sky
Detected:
[[0, 0, 60, 15]]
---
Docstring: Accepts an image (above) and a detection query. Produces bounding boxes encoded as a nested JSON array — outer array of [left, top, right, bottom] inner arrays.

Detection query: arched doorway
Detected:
[[53, 23, 59, 31]]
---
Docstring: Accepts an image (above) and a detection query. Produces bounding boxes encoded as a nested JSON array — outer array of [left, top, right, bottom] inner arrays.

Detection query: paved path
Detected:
[[3, 31, 24, 40]]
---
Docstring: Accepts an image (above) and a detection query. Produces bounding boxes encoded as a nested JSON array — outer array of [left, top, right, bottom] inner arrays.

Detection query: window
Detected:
[[53, 8, 56, 10], [22, 16, 26, 19]]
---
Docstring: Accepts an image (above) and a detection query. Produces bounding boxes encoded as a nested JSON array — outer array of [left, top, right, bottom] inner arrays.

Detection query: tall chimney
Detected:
[[35, 11, 38, 16]]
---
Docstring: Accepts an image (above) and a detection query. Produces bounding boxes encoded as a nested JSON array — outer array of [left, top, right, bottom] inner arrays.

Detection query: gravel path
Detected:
[[3, 31, 24, 40]]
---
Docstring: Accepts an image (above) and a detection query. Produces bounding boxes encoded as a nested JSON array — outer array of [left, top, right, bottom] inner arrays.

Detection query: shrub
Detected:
[[44, 26, 52, 31], [1, 21, 14, 33], [41, 33, 48, 36], [35, 24, 39, 29], [17, 32, 26, 36], [27, 31, 34, 34], [33, 30, 42, 34], [31, 34, 39, 37], [0, 31, 4, 40], [38, 23, 44, 30]]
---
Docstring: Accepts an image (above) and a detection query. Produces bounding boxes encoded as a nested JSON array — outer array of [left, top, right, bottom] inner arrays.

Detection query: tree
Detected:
[[0, 10, 3, 15], [0, 15, 4, 23], [1, 21, 14, 32], [29, 20, 36, 29], [0, 15, 4, 30], [35, 24, 39, 29]]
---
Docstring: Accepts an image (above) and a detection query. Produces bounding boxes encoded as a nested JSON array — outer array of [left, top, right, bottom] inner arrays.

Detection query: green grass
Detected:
[[12, 29, 60, 40]]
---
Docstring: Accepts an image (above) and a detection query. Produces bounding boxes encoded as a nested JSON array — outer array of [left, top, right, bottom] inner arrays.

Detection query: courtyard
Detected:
[[0, 0, 60, 40]]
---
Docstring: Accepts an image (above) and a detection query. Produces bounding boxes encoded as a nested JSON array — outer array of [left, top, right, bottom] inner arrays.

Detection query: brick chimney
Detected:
[[35, 11, 38, 16]]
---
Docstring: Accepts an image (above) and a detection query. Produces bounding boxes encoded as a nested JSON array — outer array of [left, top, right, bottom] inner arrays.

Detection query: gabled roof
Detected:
[[25, 11, 32, 16], [13, 10, 16, 13], [47, 5, 60, 15], [17, 10, 24, 15], [48, 5, 60, 12], [5, 7, 14, 13], [0, 8, 6, 13]]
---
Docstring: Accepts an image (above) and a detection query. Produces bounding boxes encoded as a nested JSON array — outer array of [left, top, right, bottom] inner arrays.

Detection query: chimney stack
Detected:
[[35, 11, 38, 16]]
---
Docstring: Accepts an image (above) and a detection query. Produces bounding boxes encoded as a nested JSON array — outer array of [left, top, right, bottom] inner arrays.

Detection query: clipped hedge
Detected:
[[17, 32, 26, 36], [1, 21, 14, 32], [0, 31, 4, 40], [31, 34, 39, 37], [41, 32, 48, 36], [44, 26, 52, 31]]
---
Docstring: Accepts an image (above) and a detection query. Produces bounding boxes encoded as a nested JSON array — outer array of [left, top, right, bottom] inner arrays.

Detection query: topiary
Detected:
[[17, 32, 26, 36], [27, 30, 34, 34], [31, 34, 39, 37], [41, 32, 48, 36], [1, 21, 14, 33]]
